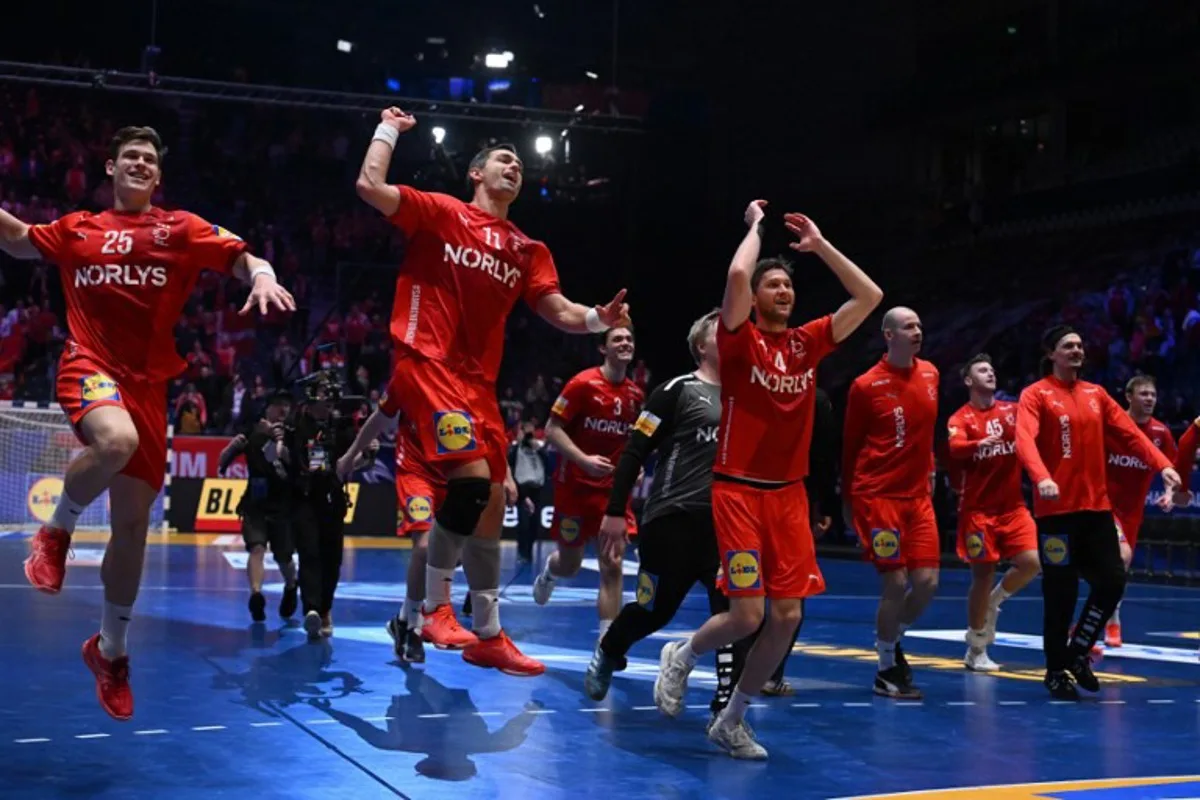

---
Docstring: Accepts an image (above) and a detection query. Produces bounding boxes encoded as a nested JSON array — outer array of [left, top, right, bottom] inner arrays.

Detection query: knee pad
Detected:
[[436, 477, 492, 536]]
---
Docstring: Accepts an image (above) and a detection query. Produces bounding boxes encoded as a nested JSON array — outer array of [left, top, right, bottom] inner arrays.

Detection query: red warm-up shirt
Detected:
[[946, 399, 1024, 514], [1104, 416, 1177, 522], [842, 356, 940, 501], [550, 367, 644, 491], [1015, 376, 1173, 518]]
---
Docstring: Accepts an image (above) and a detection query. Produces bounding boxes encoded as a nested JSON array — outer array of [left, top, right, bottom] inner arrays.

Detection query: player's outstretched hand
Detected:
[[596, 289, 631, 329], [1158, 467, 1182, 511], [598, 515, 628, 562], [381, 107, 417, 133], [242, 273, 297, 316], [745, 199, 767, 228], [1037, 478, 1060, 500], [580, 453, 614, 478], [783, 213, 825, 252]]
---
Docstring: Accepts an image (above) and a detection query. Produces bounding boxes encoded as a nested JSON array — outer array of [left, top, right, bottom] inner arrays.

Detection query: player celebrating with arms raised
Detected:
[[534, 326, 643, 640], [946, 355, 1040, 671], [654, 201, 882, 759], [0, 126, 294, 719], [355, 108, 629, 676]]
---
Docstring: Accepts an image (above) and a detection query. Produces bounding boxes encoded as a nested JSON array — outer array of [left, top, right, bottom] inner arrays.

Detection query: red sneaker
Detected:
[[81, 634, 133, 721], [420, 604, 478, 650], [463, 630, 545, 677], [24, 525, 71, 594], [1104, 621, 1123, 648]]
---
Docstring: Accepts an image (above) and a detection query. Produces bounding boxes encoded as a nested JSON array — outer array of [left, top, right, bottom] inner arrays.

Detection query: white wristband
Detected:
[[249, 264, 275, 283], [585, 307, 609, 334], [372, 123, 399, 148]]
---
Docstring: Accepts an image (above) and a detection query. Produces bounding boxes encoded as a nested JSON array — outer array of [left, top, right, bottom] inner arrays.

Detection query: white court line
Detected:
[[946, 701, 976, 706], [192, 725, 226, 731], [473, 712, 502, 717], [1099, 700, 1126, 705], [792, 703, 822, 708], [632, 706, 658, 711], [304, 719, 336, 725], [75, 733, 109, 739], [895, 702, 923, 707], [998, 701, 1028, 706], [250, 721, 283, 728], [1048, 701, 1075, 705], [134, 729, 168, 736], [417, 713, 449, 719], [14, 738, 50, 744], [578, 708, 607, 713], [843, 702, 872, 707], [363, 717, 392, 722], [1148, 699, 1175, 705], [685, 704, 711, 710], [526, 709, 557, 715]]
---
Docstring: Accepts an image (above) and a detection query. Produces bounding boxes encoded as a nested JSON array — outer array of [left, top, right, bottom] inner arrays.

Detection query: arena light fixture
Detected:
[[585, 71, 598, 80], [432, 126, 447, 144], [485, 51, 514, 69], [534, 135, 553, 155], [574, 103, 585, 112], [337, 40, 353, 54]]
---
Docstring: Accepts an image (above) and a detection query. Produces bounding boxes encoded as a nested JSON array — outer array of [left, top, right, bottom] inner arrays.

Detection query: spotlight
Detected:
[[485, 52, 514, 69], [432, 126, 447, 145], [585, 71, 598, 80], [574, 104, 585, 112], [337, 40, 353, 53], [534, 135, 553, 155]]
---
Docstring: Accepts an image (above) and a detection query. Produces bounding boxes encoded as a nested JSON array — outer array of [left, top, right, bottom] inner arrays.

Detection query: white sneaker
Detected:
[[964, 647, 1000, 672], [708, 720, 768, 760], [984, 604, 1002, 645], [532, 565, 556, 606], [654, 641, 693, 718]]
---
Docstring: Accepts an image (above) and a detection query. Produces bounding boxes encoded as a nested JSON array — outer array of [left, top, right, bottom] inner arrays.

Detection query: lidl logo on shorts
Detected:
[[80, 373, 120, 407], [406, 496, 433, 523], [633, 410, 661, 437], [871, 529, 900, 561], [726, 550, 762, 590], [27, 476, 64, 524], [559, 516, 581, 543], [1041, 534, 1069, 565], [965, 531, 985, 560], [636, 570, 657, 610], [433, 410, 477, 454]]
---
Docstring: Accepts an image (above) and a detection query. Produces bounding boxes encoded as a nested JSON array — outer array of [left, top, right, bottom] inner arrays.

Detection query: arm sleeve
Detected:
[[26, 216, 71, 263], [840, 381, 869, 505], [605, 380, 680, 516], [1016, 389, 1052, 485], [186, 214, 249, 274], [1102, 394, 1173, 472], [946, 410, 980, 460], [521, 242, 563, 310], [385, 186, 445, 237], [1176, 420, 1199, 486]]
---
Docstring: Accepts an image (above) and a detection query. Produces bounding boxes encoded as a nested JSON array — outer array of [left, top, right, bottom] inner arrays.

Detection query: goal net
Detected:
[[0, 402, 166, 532]]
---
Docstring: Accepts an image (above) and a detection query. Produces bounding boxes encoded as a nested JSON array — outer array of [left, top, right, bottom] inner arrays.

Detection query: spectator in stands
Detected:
[[273, 334, 299, 384], [500, 387, 524, 432], [175, 383, 208, 434], [509, 420, 549, 563], [186, 340, 212, 381], [222, 375, 249, 434]]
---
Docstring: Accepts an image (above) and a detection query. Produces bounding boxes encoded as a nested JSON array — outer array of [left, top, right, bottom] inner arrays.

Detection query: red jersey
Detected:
[[843, 357, 940, 500], [714, 316, 838, 483], [27, 208, 246, 382], [396, 414, 442, 487], [1105, 417, 1177, 520], [946, 400, 1024, 514], [1177, 417, 1200, 486], [1015, 376, 1173, 517], [551, 366, 644, 491], [386, 187, 561, 384]]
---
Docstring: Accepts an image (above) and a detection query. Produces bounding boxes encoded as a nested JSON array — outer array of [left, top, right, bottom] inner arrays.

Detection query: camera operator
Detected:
[[509, 421, 549, 563], [218, 389, 299, 623], [287, 375, 378, 640]]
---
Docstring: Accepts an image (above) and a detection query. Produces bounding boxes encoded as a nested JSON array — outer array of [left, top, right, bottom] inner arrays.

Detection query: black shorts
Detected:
[[634, 509, 723, 613], [242, 510, 293, 558], [1036, 510, 1121, 571]]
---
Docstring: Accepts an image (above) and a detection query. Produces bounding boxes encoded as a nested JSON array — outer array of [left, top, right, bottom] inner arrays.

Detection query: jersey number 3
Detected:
[[101, 230, 134, 255], [613, 398, 622, 416]]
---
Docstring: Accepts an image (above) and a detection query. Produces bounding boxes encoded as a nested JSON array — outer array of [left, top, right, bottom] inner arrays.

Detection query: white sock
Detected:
[[404, 598, 423, 630], [598, 618, 613, 642], [990, 583, 1012, 608], [718, 688, 753, 728], [49, 490, 86, 535], [1110, 603, 1121, 626], [424, 566, 454, 611], [676, 638, 699, 667], [966, 628, 988, 651], [471, 589, 501, 639], [540, 559, 556, 582], [877, 638, 897, 670], [100, 601, 133, 660]]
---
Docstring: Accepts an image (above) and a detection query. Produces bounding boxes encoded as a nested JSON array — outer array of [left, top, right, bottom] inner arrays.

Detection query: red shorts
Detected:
[[712, 480, 825, 599], [1113, 510, 1143, 549], [956, 506, 1038, 564], [381, 350, 507, 482], [56, 347, 167, 492], [550, 481, 637, 546], [395, 469, 446, 537], [853, 495, 940, 573]]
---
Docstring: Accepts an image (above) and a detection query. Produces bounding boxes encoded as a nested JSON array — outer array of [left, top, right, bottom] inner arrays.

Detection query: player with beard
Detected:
[[946, 355, 1040, 671], [355, 108, 629, 675], [654, 202, 883, 759], [1016, 326, 1180, 699], [1101, 375, 1177, 647], [534, 327, 643, 641], [843, 306, 940, 700], [0, 126, 294, 720]]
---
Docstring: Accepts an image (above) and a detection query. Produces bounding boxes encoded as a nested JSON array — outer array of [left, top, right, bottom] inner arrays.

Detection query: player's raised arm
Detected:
[[784, 213, 883, 343], [721, 200, 767, 331], [536, 289, 630, 335], [0, 207, 44, 260], [355, 107, 417, 216]]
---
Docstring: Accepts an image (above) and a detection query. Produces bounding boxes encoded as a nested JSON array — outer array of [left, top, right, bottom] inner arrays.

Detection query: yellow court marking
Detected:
[[66, 531, 413, 550], [835, 774, 1200, 799]]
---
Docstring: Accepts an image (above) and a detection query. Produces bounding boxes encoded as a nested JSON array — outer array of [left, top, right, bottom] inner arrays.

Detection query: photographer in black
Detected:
[[287, 372, 379, 640], [218, 389, 299, 623]]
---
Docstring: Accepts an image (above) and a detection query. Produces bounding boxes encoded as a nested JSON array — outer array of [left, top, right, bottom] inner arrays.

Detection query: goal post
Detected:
[[0, 401, 169, 533]]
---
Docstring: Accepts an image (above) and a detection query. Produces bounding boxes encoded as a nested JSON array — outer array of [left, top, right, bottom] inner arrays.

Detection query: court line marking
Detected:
[[134, 729, 168, 736], [192, 725, 226, 731], [998, 700, 1027, 706], [75, 733, 109, 739], [1148, 699, 1175, 704], [14, 738, 50, 744]]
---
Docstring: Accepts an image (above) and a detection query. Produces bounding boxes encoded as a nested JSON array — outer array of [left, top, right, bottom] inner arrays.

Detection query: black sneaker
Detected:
[[1045, 669, 1079, 700], [462, 594, 473, 618], [1067, 654, 1100, 693], [386, 615, 407, 660], [895, 642, 913, 684], [279, 584, 298, 619], [248, 591, 266, 622], [874, 665, 922, 699], [403, 627, 426, 663]]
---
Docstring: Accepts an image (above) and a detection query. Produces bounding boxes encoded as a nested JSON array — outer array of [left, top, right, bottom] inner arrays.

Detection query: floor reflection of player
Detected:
[[945, 355, 1040, 671], [535, 326, 643, 642], [0, 126, 294, 720]]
